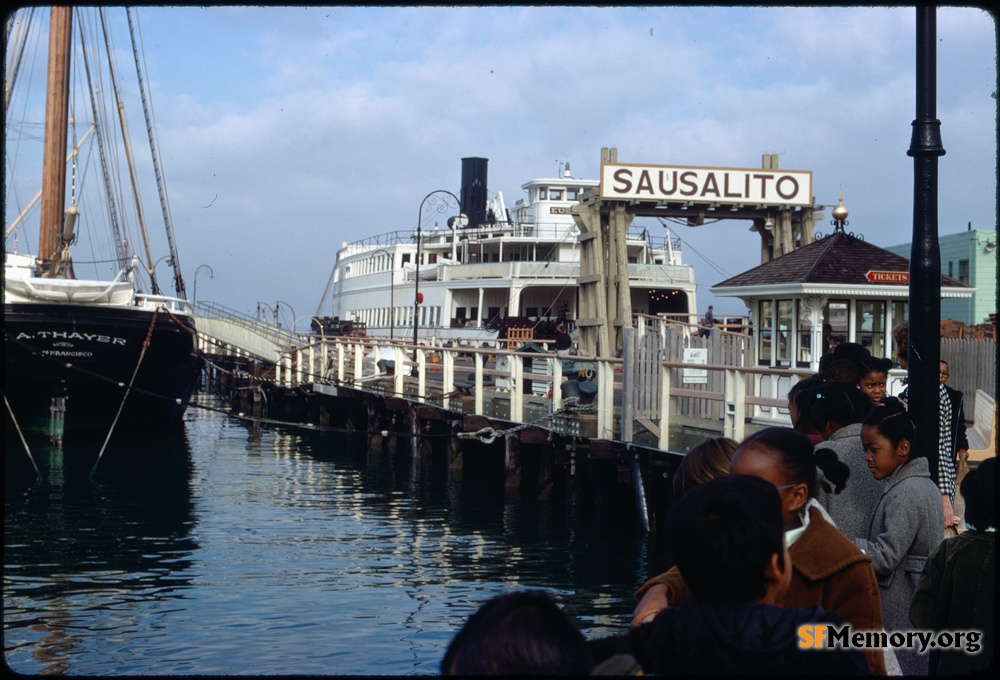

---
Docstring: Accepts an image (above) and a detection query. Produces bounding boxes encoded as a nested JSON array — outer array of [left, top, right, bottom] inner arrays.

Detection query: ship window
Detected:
[[538, 188, 547, 200], [470, 307, 479, 322], [456, 307, 466, 320], [567, 188, 579, 200], [958, 259, 970, 283], [402, 253, 411, 265], [549, 189, 562, 200], [429, 253, 437, 264], [526, 307, 538, 318]]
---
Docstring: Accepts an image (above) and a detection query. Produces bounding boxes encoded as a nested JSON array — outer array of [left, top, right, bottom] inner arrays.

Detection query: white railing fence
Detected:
[[258, 332, 814, 453]]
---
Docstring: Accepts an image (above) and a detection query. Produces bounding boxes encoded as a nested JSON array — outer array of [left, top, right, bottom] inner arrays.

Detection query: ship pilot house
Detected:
[[710, 200, 973, 416]]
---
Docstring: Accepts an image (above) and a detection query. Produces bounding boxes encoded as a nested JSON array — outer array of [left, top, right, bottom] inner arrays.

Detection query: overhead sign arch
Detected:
[[572, 148, 822, 357]]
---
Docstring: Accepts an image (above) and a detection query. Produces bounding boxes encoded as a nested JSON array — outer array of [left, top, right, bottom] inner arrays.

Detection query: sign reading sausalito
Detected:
[[600, 162, 813, 207]]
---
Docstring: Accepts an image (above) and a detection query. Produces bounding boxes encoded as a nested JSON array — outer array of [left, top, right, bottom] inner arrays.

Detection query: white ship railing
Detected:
[[338, 223, 678, 255]]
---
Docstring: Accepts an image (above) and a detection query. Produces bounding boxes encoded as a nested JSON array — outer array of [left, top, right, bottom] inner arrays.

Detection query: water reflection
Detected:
[[242, 421, 657, 632], [4, 427, 197, 674], [5, 398, 668, 675]]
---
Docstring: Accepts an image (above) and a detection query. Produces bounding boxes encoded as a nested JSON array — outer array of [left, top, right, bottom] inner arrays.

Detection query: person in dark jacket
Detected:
[[698, 305, 715, 337], [592, 475, 869, 676], [910, 457, 995, 675], [939, 360, 969, 467]]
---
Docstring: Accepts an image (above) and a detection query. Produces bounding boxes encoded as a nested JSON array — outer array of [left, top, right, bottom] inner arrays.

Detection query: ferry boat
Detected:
[[318, 158, 698, 348]]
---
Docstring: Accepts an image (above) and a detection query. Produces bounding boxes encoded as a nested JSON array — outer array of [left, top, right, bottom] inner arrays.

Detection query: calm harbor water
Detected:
[[5, 394, 668, 675]]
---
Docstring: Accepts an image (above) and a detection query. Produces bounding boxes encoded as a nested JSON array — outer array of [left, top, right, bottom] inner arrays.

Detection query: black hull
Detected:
[[3, 303, 203, 439]]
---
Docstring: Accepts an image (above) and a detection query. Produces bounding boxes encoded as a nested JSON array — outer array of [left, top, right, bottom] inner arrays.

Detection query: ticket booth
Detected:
[[711, 211, 973, 421]]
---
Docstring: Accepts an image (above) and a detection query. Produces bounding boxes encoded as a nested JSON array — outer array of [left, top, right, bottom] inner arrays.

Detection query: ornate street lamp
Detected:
[[275, 300, 297, 329], [413, 190, 461, 363], [149, 255, 172, 295], [193, 264, 214, 305], [257, 301, 277, 324]]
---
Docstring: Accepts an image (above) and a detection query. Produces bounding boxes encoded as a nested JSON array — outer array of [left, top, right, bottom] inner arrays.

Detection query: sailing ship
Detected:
[[319, 157, 698, 347], [4, 7, 202, 440]]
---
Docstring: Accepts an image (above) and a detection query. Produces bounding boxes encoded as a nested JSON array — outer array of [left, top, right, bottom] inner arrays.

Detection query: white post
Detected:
[[658, 359, 671, 451], [551, 356, 563, 412], [442, 348, 454, 410], [598, 360, 615, 439], [622, 327, 635, 442], [417, 347, 426, 399], [510, 354, 524, 423], [724, 368, 747, 442], [474, 351, 484, 414]]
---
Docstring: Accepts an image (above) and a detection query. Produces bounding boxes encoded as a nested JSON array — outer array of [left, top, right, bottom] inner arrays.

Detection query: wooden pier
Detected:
[[195, 316, 807, 533]]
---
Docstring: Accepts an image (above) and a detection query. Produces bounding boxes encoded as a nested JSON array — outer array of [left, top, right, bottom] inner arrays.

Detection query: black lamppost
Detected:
[[193, 264, 214, 305], [907, 6, 946, 486], [413, 190, 461, 367]]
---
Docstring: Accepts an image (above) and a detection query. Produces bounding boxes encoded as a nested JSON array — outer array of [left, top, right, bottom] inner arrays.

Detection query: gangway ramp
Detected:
[[193, 301, 301, 363]]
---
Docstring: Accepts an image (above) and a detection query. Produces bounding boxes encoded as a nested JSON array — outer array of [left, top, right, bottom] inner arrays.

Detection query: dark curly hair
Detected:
[[739, 426, 850, 495], [807, 380, 871, 434], [861, 397, 920, 459], [665, 475, 785, 602]]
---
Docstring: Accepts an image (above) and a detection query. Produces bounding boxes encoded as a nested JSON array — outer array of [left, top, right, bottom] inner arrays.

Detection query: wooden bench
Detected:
[[967, 389, 996, 464], [502, 327, 534, 350]]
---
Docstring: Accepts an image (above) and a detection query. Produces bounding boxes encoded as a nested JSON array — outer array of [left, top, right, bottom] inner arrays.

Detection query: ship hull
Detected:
[[3, 302, 203, 438]]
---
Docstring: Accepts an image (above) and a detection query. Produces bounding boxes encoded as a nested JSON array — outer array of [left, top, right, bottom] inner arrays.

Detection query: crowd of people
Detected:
[[439, 326, 994, 676]]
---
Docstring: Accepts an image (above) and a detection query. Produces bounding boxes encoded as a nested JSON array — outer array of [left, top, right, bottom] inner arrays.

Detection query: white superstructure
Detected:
[[321, 159, 697, 346]]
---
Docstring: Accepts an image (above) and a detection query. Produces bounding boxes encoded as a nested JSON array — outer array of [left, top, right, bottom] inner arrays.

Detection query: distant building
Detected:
[[886, 228, 997, 325]]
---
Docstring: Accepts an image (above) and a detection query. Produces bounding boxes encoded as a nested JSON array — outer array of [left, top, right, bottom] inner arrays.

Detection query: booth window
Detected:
[[856, 301, 886, 357], [796, 301, 812, 367], [758, 300, 773, 366]]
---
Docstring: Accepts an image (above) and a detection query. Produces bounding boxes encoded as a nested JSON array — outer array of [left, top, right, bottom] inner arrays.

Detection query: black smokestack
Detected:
[[460, 157, 488, 228]]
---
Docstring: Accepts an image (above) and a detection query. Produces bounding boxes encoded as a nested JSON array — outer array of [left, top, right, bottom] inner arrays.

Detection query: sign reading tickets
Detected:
[[600, 163, 813, 207], [865, 270, 909, 284]]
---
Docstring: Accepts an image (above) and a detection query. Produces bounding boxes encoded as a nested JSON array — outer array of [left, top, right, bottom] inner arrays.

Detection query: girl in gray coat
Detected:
[[854, 398, 944, 676]]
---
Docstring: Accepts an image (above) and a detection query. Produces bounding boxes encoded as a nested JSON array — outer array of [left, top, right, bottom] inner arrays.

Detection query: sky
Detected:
[[4, 5, 997, 327]]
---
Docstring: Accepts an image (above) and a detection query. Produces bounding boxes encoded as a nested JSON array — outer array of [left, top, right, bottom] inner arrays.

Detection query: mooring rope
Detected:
[[90, 308, 159, 479], [456, 399, 597, 444], [3, 391, 45, 483]]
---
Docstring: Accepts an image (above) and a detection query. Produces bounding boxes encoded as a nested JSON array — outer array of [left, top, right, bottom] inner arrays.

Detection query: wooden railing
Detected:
[[264, 332, 809, 452]]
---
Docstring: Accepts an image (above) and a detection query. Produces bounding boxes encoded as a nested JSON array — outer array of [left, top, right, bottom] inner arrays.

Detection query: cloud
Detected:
[[6, 6, 995, 320]]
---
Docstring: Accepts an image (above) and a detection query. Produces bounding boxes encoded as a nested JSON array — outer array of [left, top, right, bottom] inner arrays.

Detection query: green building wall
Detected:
[[887, 228, 997, 325]]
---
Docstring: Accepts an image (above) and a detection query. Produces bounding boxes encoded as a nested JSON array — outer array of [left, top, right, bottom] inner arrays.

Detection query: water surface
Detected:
[[4, 395, 669, 675]]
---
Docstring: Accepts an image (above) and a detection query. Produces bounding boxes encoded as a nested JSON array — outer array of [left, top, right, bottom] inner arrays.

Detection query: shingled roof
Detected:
[[712, 230, 970, 291]]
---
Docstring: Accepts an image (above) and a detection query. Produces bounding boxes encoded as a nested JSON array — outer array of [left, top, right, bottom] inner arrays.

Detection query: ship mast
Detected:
[[38, 6, 72, 277]]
